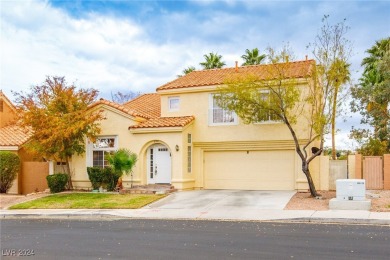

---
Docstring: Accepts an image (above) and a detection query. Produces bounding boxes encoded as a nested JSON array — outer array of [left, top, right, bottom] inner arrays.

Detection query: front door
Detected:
[[147, 144, 171, 184]]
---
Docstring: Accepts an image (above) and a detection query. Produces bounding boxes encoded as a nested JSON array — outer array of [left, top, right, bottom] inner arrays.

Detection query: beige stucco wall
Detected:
[[158, 82, 322, 191], [71, 105, 194, 190], [72, 106, 141, 189], [159, 85, 311, 143]]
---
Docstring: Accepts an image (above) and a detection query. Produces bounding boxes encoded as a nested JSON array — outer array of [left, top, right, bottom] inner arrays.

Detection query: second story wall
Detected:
[[159, 84, 312, 143]]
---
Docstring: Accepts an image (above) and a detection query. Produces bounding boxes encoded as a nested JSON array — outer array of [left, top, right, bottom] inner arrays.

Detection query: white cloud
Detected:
[[0, 0, 388, 149], [0, 0, 197, 98]]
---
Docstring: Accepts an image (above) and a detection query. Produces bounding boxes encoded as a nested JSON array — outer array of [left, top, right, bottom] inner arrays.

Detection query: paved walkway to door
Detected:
[[148, 190, 296, 210]]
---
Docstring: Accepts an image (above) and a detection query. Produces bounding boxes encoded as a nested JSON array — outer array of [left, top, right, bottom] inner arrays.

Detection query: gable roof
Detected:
[[0, 90, 17, 113], [129, 116, 194, 129], [123, 93, 160, 119], [0, 125, 31, 147], [156, 59, 315, 91], [89, 93, 161, 120], [89, 98, 150, 119]]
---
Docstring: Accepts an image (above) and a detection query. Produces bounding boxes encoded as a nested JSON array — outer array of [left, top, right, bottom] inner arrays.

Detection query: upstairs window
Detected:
[[209, 94, 237, 125], [168, 97, 180, 111], [255, 90, 280, 123]]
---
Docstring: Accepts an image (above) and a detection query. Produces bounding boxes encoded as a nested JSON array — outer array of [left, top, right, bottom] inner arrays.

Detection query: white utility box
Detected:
[[336, 179, 366, 201]]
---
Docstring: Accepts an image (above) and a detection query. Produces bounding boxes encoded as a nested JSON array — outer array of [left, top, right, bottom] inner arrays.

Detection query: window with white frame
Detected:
[[255, 90, 279, 123], [90, 137, 117, 168], [209, 94, 237, 125], [168, 97, 180, 111]]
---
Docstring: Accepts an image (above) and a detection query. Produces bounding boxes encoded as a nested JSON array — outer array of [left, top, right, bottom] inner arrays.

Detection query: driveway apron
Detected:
[[148, 190, 296, 210]]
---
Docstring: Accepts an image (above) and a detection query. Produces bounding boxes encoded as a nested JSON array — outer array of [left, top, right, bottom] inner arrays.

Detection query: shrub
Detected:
[[46, 173, 69, 193], [103, 167, 121, 191], [87, 167, 121, 191], [87, 167, 104, 190], [0, 151, 21, 193]]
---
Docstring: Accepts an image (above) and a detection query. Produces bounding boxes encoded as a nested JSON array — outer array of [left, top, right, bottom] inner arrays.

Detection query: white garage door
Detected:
[[204, 150, 295, 190]]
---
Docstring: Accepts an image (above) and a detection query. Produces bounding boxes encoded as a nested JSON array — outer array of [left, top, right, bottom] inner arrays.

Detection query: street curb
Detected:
[[281, 218, 390, 225], [1, 214, 389, 225]]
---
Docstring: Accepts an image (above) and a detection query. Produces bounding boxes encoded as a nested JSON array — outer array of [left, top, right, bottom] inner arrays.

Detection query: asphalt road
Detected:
[[1, 219, 389, 260]]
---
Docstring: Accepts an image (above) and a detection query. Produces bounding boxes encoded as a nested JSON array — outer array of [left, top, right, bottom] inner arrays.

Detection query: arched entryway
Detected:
[[146, 144, 172, 184]]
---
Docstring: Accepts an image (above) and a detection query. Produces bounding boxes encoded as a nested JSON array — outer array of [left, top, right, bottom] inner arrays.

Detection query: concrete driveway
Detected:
[[149, 190, 296, 210]]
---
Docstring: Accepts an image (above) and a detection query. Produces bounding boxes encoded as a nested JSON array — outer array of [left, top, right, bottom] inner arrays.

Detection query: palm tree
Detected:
[[106, 149, 138, 188], [199, 52, 226, 69], [358, 38, 390, 147], [361, 38, 390, 87], [177, 66, 196, 77], [241, 48, 266, 66]]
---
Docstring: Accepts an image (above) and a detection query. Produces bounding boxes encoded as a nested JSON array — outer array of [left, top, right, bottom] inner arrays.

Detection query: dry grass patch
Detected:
[[9, 193, 166, 209]]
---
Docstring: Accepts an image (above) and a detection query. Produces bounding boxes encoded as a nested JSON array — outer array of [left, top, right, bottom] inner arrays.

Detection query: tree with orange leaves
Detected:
[[14, 76, 104, 189]]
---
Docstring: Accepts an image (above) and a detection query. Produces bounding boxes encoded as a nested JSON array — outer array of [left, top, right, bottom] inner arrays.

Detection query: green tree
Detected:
[[215, 50, 326, 197], [241, 48, 266, 66], [106, 148, 137, 188], [177, 66, 196, 77], [200, 52, 226, 69], [350, 38, 390, 153], [0, 151, 20, 193], [14, 76, 104, 189], [309, 15, 352, 160]]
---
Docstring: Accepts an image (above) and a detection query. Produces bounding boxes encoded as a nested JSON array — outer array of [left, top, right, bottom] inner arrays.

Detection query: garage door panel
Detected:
[[204, 150, 294, 190]]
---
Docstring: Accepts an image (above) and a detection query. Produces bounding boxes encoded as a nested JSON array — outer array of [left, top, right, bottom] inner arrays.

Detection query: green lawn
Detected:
[[9, 193, 166, 209]]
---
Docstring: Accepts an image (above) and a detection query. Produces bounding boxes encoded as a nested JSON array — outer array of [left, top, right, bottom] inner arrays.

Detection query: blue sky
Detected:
[[1, 0, 389, 148]]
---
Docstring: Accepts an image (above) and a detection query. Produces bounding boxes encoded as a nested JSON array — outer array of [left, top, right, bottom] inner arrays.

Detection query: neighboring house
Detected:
[[71, 60, 329, 191], [0, 91, 48, 194]]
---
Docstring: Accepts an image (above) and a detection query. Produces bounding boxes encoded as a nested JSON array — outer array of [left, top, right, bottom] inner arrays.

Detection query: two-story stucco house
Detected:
[[71, 59, 327, 191]]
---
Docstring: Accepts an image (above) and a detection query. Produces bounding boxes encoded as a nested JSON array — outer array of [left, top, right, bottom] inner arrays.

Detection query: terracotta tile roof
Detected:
[[89, 98, 150, 119], [129, 116, 194, 129], [0, 125, 31, 146], [157, 60, 315, 91], [123, 93, 160, 119]]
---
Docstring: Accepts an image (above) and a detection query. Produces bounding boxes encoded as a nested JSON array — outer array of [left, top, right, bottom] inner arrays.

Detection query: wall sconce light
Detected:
[[175, 145, 179, 151]]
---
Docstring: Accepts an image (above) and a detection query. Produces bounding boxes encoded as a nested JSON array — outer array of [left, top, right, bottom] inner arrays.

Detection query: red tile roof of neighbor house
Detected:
[[129, 116, 195, 129], [0, 90, 17, 112], [0, 125, 31, 146], [156, 59, 315, 91]]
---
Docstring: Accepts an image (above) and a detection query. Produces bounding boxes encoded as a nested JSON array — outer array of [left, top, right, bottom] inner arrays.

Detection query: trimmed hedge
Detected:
[[87, 167, 104, 190], [0, 151, 20, 193], [46, 173, 69, 193], [87, 167, 121, 191], [104, 167, 122, 192]]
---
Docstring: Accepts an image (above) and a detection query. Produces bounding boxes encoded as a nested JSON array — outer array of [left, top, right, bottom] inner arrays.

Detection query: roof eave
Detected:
[[129, 126, 187, 134], [0, 146, 19, 151]]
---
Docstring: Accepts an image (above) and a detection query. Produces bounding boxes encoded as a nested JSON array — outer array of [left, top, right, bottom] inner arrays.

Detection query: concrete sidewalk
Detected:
[[1, 208, 390, 225]]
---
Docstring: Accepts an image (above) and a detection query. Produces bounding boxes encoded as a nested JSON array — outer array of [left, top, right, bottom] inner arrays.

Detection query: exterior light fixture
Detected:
[[175, 145, 179, 151]]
